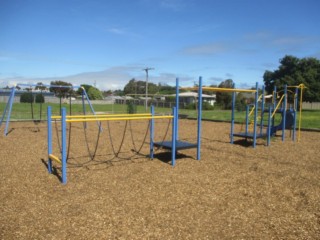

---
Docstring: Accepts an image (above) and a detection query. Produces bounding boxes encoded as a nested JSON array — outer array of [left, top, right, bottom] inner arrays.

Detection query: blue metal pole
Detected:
[[82, 88, 102, 132], [150, 105, 155, 159], [61, 108, 67, 184], [253, 82, 258, 148], [0, 88, 14, 129], [267, 106, 272, 146], [5, 87, 16, 136], [171, 107, 176, 166], [47, 106, 53, 173], [82, 88, 96, 115], [230, 83, 236, 144], [175, 78, 179, 140], [272, 86, 277, 129], [245, 105, 249, 135], [282, 85, 287, 142], [17, 83, 81, 89], [197, 76, 202, 160]]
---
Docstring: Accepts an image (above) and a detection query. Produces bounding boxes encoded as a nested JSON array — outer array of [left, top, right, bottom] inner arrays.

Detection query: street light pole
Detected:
[[143, 67, 154, 111]]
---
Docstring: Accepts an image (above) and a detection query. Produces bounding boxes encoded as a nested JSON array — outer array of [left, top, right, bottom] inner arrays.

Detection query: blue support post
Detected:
[[175, 78, 179, 140], [253, 82, 259, 148], [197, 76, 202, 160], [171, 107, 177, 166], [272, 86, 277, 129], [230, 83, 236, 144], [82, 88, 96, 115], [61, 108, 67, 184], [267, 106, 272, 146], [245, 105, 249, 135], [4, 87, 16, 136], [150, 105, 155, 159], [282, 85, 287, 142], [82, 88, 102, 132], [0, 88, 14, 129], [47, 106, 53, 173]]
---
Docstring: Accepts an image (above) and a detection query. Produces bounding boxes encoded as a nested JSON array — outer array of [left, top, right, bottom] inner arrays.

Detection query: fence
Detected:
[[302, 102, 320, 110]]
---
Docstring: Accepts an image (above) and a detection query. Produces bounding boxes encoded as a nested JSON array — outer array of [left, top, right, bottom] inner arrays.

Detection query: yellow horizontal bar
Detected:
[[70, 113, 152, 118], [287, 84, 307, 89], [66, 115, 173, 123], [49, 154, 62, 164], [183, 87, 256, 93], [51, 113, 152, 119]]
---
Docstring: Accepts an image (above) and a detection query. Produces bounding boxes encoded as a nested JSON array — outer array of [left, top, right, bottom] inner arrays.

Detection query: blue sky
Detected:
[[1, 0, 319, 90]]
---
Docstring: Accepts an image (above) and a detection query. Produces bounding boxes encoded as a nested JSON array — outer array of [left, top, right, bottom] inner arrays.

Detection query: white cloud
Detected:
[[0, 66, 143, 91], [0, 66, 185, 91], [271, 36, 310, 46], [107, 27, 126, 35]]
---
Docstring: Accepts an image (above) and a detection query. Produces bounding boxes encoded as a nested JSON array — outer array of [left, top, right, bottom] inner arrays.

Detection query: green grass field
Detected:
[[1, 102, 319, 129]]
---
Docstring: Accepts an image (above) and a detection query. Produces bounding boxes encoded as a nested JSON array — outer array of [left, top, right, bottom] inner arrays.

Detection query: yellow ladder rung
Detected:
[[49, 154, 62, 164]]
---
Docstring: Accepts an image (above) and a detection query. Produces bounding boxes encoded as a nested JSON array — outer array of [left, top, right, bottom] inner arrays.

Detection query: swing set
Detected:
[[0, 83, 95, 136]]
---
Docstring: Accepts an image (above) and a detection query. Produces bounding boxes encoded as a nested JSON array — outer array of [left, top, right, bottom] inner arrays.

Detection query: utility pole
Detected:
[[143, 67, 154, 111]]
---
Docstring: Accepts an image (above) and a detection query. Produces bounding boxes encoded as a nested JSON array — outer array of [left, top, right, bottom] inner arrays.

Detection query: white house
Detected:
[[169, 92, 216, 106]]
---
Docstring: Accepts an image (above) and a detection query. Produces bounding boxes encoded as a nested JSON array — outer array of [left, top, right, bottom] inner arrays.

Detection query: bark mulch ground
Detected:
[[0, 119, 319, 239]]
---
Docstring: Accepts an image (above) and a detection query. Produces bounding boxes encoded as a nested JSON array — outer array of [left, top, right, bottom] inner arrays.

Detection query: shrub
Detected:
[[185, 101, 214, 110], [35, 93, 45, 103], [20, 92, 34, 103], [202, 101, 214, 110], [127, 101, 137, 114]]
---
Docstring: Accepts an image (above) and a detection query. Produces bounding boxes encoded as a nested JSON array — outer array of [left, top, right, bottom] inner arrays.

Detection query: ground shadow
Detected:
[[41, 158, 62, 182], [232, 139, 256, 147], [153, 151, 194, 165]]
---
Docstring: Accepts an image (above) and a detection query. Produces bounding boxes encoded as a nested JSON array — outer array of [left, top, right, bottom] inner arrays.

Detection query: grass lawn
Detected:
[[1, 102, 319, 129]]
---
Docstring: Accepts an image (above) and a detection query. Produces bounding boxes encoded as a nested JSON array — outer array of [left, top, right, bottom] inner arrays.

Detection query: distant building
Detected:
[[168, 92, 216, 106]]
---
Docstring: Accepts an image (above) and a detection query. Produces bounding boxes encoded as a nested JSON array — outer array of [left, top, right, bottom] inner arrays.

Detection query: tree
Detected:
[[216, 79, 234, 109], [113, 89, 124, 96], [263, 55, 320, 102], [49, 80, 73, 98], [123, 78, 159, 95], [158, 83, 175, 95], [77, 84, 103, 100], [77, 84, 92, 95], [87, 86, 103, 100], [20, 92, 34, 103], [35, 93, 45, 103], [35, 82, 47, 91]]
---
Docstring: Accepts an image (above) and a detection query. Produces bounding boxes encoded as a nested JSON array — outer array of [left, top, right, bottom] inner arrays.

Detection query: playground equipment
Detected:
[[47, 77, 203, 184], [188, 83, 265, 147], [0, 83, 96, 136], [153, 77, 202, 161], [189, 82, 304, 147], [230, 83, 273, 147], [47, 106, 177, 184], [230, 83, 305, 147]]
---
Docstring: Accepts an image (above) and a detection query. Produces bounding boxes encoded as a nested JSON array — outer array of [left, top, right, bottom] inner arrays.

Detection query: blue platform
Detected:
[[232, 132, 267, 139], [154, 140, 198, 150]]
